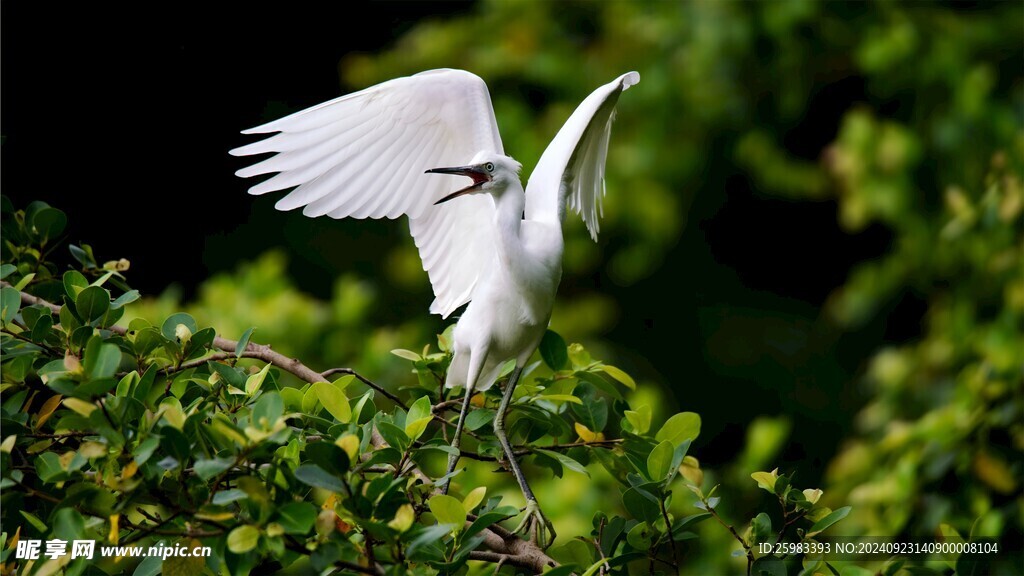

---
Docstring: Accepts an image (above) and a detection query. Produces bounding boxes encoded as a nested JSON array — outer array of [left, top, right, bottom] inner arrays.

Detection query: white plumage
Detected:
[[232, 68, 638, 545]]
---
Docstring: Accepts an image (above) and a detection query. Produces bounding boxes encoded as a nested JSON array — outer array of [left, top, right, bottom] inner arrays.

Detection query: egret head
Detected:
[[427, 152, 521, 205]]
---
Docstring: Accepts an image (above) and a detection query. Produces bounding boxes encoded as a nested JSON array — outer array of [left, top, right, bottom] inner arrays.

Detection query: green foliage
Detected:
[[2, 201, 823, 575]]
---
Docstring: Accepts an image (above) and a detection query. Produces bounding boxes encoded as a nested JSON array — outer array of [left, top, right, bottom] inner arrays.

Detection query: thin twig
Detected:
[[704, 500, 754, 574], [22, 431, 92, 439], [322, 367, 408, 410]]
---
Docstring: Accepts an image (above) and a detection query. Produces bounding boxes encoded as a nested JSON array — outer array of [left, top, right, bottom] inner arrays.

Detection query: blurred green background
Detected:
[[4, 1, 1022, 573]]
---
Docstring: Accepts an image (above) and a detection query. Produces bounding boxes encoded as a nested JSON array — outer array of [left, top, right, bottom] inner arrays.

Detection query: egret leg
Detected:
[[494, 366, 556, 548], [439, 382, 474, 496]]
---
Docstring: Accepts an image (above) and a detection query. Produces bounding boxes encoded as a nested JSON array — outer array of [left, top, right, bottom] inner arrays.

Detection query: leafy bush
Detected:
[[2, 201, 860, 575]]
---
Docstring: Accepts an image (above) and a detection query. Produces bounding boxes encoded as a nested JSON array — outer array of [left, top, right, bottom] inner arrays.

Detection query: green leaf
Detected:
[[313, 382, 351, 423], [622, 485, 662, 523], [567, 342, 592, 369], [133, 556, 162, 576], [406, 523, 453, 557], [646, 440, 674, 482], [405, 416, 431, 441], [19, 510, 48, 533], [390, 349, 421, 361], [624, 405, 652, 435], [304, 442, 350, 476], [251, 391, 284, 427], [69, 244, 97, 268], [293, 464, 347, 493], [807, 506, 852, 537], [245, 363, 272, 396], [537, 394, 583, 404], [751, 470, 779, 492], [751, 512, 772, 544], [463, 511, 513, 541], [132, 437, 160, 465], [114, 366, 140, 393], [13, 273, 34, 291], [62, 270, 89, 301], [161, 313, 198, 341], [750, 556, 788, 576], [0, 264, 16, 280], [110, 290, 140, 309], [601, 365, 636, 390], [227, 525, 260, 553], [280, 387, 304, 411], [539, 330, 570, 370], [465, 408, 495, 431], [535, 449, 590, 477], [209, 362, 245, 389], [405, 395, 432, 427], [551, 539, 595, 572], [132, 365, 158, 403], [212, 489, 248, 505], [0, 286, 21, 325], [35, 452, 66, 483], [626, 521, 653, 549], [276, 502, 317, 535], [31, 207, 67, 242], [376, 422, 411, 453], [75, 285, 110, 322], [570, 384, 608, 431], [84, 336, 122, 380], [301, 386, 319, 414], [194, 457, 234, 481], [159, 426, 191, 464], [655, 412, 701, 447], [235, 327, 256, 358], [462, 486, 487, 512], [405, 395, 433, 440], [428, 494, 466, 532]]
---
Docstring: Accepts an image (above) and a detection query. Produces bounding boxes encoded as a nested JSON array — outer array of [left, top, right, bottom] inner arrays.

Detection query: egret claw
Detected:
[[512, 499, 556, 549]]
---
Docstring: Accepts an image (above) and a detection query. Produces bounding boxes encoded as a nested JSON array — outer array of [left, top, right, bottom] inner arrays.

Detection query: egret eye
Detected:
[[485, 162, 495, 172]]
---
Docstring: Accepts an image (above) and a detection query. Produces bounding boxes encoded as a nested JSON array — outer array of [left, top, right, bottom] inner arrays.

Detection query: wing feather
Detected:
[[525, 72, 639, 240], [232, 69, 504, 317]]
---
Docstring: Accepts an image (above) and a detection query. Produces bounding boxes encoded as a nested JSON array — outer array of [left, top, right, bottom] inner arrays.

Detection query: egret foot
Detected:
[[512, 499, 556, 549]]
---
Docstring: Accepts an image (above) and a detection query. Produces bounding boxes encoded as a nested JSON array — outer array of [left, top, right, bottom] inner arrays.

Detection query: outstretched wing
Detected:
[[231, 69, 503, 317], [525, 71, 639, 240]]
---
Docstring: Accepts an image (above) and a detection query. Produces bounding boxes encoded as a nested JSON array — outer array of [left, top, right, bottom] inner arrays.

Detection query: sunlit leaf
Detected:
[[655, 412, 701, 447], [245, 363, 272, 396], [428, 495, 466, 532], [313, 382, 351, 423], [601, 365, 635, 389], [226, 525, 260, 553], [462, 486, 486, 512], [646, 440, 674, 482]]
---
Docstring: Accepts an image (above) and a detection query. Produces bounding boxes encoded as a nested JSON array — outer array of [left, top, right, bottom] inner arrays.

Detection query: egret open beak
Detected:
[[426, 165, 490, 205]]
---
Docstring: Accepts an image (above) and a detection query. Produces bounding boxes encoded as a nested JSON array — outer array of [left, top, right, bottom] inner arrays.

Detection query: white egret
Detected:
[[231, 69, 639, 546]]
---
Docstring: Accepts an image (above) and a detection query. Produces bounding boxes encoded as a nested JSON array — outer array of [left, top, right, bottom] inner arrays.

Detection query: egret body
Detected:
[[232, 69, 639, 546]]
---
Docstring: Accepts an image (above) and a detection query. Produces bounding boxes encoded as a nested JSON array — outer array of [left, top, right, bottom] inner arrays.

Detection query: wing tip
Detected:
[[621, 71, 640, 90]]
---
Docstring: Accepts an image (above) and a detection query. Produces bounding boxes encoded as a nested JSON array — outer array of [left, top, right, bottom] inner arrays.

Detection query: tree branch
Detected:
[[322, 367, 408, 411]]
